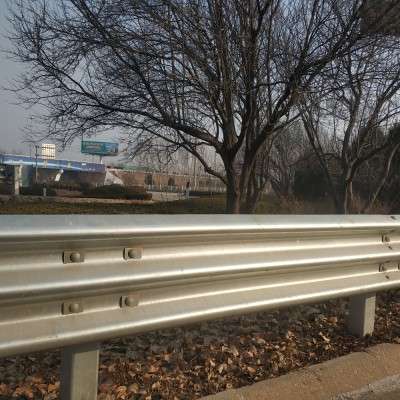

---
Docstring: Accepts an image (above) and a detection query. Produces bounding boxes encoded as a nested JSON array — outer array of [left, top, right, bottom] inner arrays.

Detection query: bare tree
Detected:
[[268, 122, 309, 199], [8, 0, 387, 212], [300, 35, 400, 213], [240, 123, 308, 213], [361, 128, 400, 212]]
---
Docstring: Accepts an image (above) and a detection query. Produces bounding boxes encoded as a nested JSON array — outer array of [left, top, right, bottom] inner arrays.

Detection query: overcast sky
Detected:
[[0, 2, 119, 162]]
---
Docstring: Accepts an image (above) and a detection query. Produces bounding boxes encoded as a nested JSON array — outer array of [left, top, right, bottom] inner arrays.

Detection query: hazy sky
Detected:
[[0, 2, 118, 162]]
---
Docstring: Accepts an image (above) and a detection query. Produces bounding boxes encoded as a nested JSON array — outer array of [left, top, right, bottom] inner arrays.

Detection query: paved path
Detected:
[[202, 344, 400, 400]]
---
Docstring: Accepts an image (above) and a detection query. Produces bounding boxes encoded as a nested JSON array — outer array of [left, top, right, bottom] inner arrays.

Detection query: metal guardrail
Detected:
[[1, 214, 400, 399]]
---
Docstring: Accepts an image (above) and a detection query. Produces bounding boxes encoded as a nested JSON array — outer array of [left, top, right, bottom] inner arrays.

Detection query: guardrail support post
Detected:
[[347, 293, 376, 337], [60, 342, 100, 400]]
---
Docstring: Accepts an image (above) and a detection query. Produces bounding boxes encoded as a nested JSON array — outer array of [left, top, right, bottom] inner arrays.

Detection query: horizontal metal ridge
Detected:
[[0, 243, 399, 302], [0, 215, 399, 242]]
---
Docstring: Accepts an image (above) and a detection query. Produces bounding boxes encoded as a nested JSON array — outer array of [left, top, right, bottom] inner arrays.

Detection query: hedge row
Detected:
[[0, 184, 11, 195], [48, 181, 86, 191], [20, 184, 56, 197], [18, 183, 151, 201], [189, 190, 222, 197]]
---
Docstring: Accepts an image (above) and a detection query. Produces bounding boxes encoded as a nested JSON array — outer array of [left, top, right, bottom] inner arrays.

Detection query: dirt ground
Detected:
[[0, 194, 335, 215]]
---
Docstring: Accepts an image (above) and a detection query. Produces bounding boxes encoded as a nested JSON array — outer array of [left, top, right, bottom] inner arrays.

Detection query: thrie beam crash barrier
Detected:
[[1, 214, 400, 399]]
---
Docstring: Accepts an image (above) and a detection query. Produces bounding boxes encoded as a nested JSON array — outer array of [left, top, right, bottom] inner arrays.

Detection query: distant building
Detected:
[[0, 152, 225, 195], [0, 153, 105, 194], [106, 167, 225, 193]]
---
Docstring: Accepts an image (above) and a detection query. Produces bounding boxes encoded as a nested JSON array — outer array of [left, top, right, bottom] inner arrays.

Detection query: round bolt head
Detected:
[[69, 303, 81, 313], [128, 249, 138, 259], [124, 296, 138, 307], [70, 252, 81, 263]]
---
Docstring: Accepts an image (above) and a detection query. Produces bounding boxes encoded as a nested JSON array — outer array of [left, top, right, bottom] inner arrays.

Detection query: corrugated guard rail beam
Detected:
[[1, 214, 400, 399]]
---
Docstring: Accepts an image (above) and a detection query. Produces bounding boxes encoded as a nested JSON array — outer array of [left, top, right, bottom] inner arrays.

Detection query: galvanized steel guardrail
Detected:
[[1, 214, 400, 399]]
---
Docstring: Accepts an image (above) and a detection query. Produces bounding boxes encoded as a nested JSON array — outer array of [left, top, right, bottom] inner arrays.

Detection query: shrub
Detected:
[[79, 182, 94, 193], [48, 182, 82, 191], [293, 167, 328, 200], [20, 184, 56, 197], [189, 190, 222, 197], [0, 183, 11, 195], [83, 184, 152, 200]]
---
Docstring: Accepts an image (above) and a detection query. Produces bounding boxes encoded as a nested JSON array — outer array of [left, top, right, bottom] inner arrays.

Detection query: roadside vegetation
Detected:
[[9, 0, 400, 213], [0, 194, 351, 215]]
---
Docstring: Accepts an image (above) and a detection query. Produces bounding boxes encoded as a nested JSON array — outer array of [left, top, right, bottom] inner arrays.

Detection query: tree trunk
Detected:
[[336, 177, 353, 214], [226, 185, 241, 213], [244, 169, 255, 212], [243, 168, 263, 213], [362, 144, 400, 213], [225, 164, 241, 214], [346, 181, 354, 213], [245, 190, 262, 213], [336, 177, 347, 214]]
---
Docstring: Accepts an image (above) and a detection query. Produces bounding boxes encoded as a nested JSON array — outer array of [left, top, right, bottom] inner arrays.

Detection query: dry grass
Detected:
[[0, 194, 339, 215]]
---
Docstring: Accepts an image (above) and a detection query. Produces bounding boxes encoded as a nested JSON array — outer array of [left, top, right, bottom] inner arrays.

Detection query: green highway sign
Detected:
[[81, 141, 119, 156]]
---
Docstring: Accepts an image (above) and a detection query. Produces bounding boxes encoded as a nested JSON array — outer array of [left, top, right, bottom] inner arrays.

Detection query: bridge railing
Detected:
[[1, 214, 399, 399]]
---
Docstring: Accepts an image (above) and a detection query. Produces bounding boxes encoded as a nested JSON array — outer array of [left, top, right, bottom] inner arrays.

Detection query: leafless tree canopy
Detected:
[[8, 0, 396, 212], [300, 30, 400, 213]]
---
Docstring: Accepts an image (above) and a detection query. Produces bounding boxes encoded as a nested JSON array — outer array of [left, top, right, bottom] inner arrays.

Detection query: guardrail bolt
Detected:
[[124, 248, 142, 260], [63, 250, 84, 264], [70, 252, 82, 263], [121, 295, 139, 308], [128, 249, 137, 259], [62, 302, 83, 315], [125, 296, 137, 307], [382, 235, 391, 243], [69, 303, 82, 313]]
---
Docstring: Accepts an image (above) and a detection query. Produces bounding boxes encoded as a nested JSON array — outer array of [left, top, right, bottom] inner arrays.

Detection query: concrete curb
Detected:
[[334, 374, 400, 399], [201, 344, 400, 400]]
